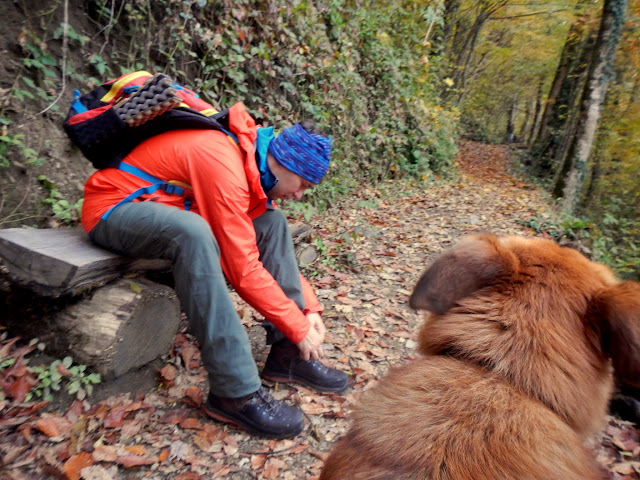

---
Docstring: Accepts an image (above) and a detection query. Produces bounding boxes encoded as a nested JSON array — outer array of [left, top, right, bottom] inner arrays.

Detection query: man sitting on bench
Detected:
[[81, 104, 348, 439]]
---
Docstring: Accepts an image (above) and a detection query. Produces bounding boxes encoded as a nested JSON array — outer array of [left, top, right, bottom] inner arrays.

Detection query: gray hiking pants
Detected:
[[89, 201, 305, 398]]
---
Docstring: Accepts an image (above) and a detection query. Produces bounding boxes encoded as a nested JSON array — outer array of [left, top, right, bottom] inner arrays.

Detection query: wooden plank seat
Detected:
[[0, 227, 170, 297]]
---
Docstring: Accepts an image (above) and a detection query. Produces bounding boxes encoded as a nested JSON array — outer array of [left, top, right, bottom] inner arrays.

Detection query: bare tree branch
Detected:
[[492, 9, 568, 19], [37, 0, 69, 116]]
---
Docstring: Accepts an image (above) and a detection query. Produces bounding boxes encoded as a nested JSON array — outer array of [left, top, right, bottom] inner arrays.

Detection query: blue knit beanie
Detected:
[[267, 123, 331, 184]]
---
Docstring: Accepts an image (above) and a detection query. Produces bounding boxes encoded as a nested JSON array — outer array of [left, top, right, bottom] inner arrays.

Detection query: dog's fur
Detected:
[[321, 235, 640, 480]]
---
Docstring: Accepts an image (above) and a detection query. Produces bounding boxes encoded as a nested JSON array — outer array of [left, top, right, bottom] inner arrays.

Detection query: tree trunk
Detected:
[[519, 99, 532, 144], [504, 100, 517, 143], [534, 9, 588, 147], [441, 0, 462, 51], [554, 0, 629, 211], [581, 151, 602, 212], [549, 29, 597, 175], [531, 13, 594, 174], [526, 79, 545, 147]]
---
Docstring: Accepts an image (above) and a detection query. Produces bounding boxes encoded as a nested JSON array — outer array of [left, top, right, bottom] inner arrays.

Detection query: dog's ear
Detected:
[[589, 281, 640, 391], [409, 235, 518, 314]]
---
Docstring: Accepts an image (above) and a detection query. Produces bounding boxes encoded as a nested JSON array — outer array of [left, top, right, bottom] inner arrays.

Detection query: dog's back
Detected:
[[321, 235, 640, 480]]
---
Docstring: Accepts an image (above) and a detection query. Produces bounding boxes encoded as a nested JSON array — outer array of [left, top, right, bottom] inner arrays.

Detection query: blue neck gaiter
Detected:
[[256, 127, 278, 196]]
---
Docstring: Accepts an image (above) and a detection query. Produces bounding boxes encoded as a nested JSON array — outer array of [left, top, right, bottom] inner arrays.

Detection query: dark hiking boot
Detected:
[[203, 387, 304, 439], [262, 340, 349, 393]]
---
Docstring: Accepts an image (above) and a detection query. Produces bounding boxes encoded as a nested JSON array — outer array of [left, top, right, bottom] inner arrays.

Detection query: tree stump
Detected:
[[54, 277, 181, 380], [290, 222, 319, 265]]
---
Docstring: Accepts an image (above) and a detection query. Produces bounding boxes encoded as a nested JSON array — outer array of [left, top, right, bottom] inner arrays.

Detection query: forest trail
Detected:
[[1, 140, 638, 480]]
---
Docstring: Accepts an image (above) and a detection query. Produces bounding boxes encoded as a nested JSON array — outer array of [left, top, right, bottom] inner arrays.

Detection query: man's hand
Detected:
[[307, 312, 326, 339], [296, 313, 326, 361]]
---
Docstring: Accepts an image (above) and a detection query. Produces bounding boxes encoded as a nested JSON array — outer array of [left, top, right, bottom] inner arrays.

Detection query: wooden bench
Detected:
[[0, 224, 318, 380], [0, 227, 181, 380]]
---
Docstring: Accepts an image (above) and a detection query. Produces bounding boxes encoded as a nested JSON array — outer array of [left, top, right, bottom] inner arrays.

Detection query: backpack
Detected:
[[64, 71, 239, 221], [64, 71, 236, 170]]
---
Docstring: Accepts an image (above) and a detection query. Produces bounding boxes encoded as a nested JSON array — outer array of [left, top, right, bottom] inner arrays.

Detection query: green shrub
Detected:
[[86, 0, 457, 209]]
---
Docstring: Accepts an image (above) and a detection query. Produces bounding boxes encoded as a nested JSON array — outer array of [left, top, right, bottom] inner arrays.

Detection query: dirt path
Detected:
[[1, 140, 638, 479]]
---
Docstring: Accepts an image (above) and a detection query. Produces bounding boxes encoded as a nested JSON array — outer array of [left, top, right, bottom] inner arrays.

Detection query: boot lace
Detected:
[[255, 387, 282, 415], [308, 359, 329, 372]]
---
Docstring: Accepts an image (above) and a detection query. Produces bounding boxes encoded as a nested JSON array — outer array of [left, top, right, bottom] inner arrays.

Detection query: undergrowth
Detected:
[[0, 335, 101, 403], [1, 0, 457, 226]]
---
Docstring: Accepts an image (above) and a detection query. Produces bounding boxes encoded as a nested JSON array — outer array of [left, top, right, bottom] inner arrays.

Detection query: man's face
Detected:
[[267, 154, 315, 201]]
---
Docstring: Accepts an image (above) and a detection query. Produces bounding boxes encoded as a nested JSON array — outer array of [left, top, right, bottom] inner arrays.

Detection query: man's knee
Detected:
[[171, 210, 219, 254], [254, 209, 289, 239], [268, 208, 288, 227]]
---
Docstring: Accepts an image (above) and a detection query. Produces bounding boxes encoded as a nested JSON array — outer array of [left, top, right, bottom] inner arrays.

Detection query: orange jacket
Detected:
[[81, 103, 320, 343]]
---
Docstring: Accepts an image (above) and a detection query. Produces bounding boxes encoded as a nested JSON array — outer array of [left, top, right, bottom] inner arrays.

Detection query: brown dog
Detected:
[[321, 235, 640, 480]]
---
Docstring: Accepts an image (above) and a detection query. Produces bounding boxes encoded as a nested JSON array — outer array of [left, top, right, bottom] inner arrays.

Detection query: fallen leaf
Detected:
[[36, 414, 72, 438], [251, 454, 267, 469], [290, 443, 310, 454], [116, 455, 156, 468], [79, 464, 115, 480], [80, 465, 114, 480], [223, 443, 238, 455], [169, 440, 190, 461], [611, 434, 640, 453], [193, 428, 225, 453], [2, 445, 29, 465], [119, 419, 142, 439], [184, 386, 203, 407], [159, 408, 190, 425], [210, 464, 232, 476], [181, 345, 201, 371], [336, 296, 358, 305], [63, 452, 93, 480], [103, 407, 126, 429], [301, 403, 331, 415], [157, 448, 170, 462], [335, 304, 353, 313], [66, 399, 86, 422], [179, 417, 201, 429], [611, 462, 636, 475], [4, 375, 38, 402], [263, 458, 287, 479], [309, 450, 329, 461], [11, 401, 48, 417], [5, 344, 37, 363], [158, 364, 178, 386], [57, 362, 71, 377], [345, 325, 365, 340], [91, 445, 118, 462], [124, 445, 147, 456], [124, 400, 151, 412], [0, 337, 20, 358]]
